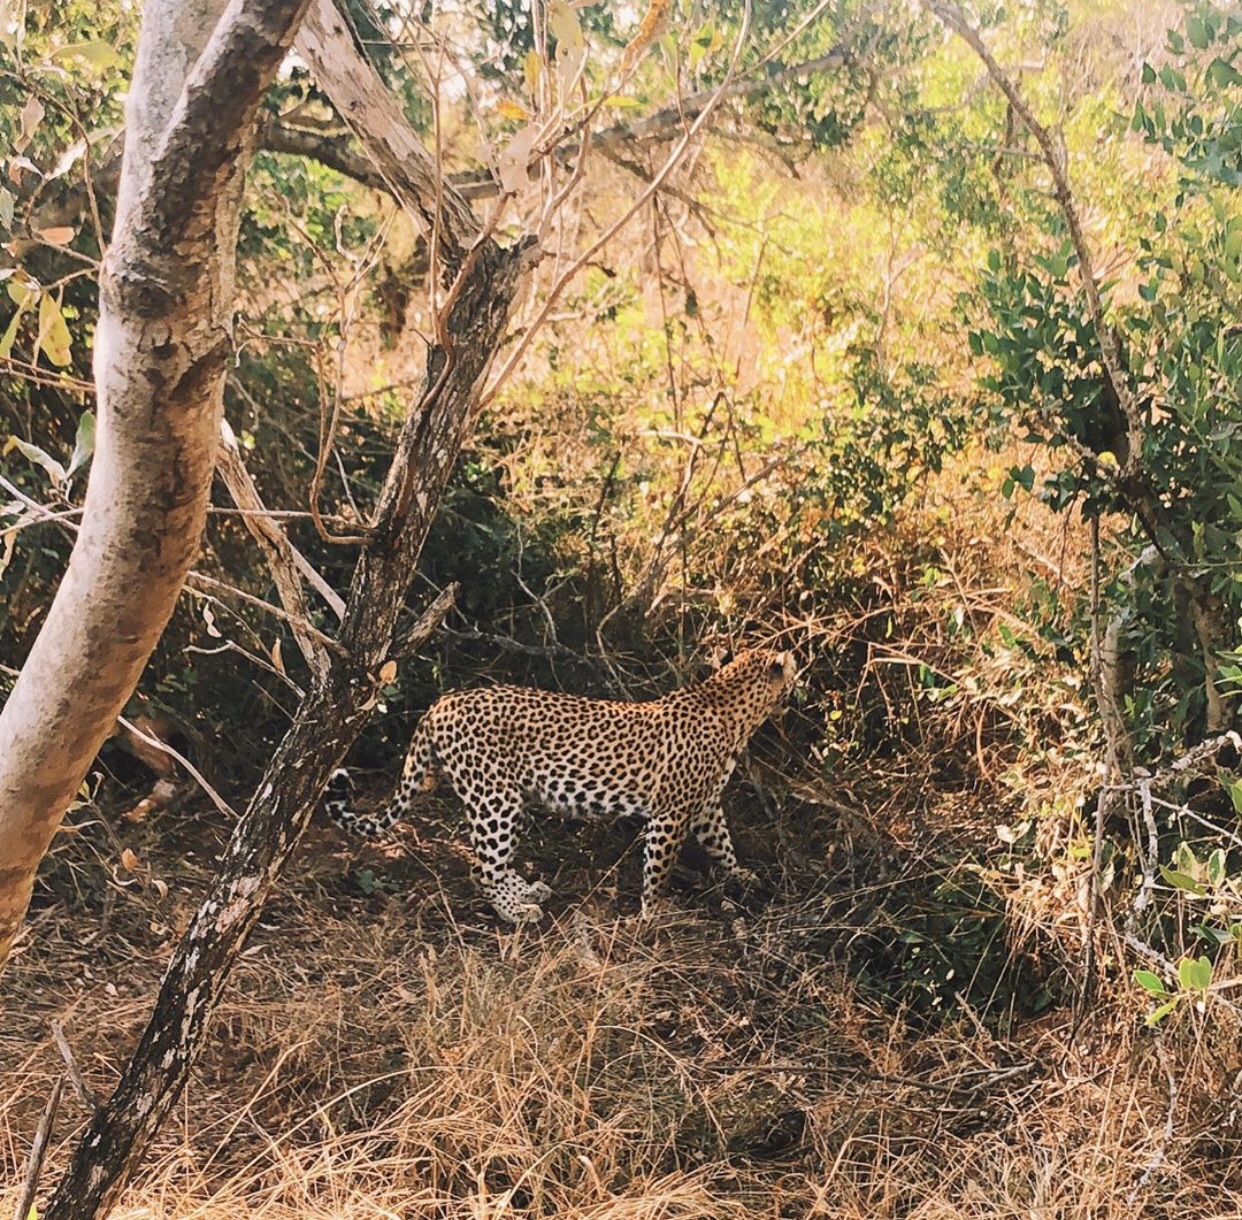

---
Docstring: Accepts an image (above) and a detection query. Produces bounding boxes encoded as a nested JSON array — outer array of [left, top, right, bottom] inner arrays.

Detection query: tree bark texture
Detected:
[[0, 0, 311, 972], [46, 6, 538, 1214], [295, 0, 480, 261]]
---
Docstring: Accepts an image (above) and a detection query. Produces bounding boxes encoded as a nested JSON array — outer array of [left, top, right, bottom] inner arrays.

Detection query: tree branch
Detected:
[[927, 0, 1144, 480], [216, 418, 339, 680], [258, 116, 498, 200]]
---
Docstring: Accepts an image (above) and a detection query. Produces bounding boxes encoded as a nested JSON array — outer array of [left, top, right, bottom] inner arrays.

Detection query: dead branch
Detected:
[[115, 714, 239, 822], [217, 418, 335, 680], [51, 1021, 100, 1113], [13, 1077, 63, 1220], [391, 583, 458, 658], [294, 0, 479, 263]]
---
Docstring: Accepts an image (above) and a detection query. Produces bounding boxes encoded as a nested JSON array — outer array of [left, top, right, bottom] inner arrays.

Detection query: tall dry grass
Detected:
[[4, 450, 1241, 1218], [4, 868, 1240, 1218]]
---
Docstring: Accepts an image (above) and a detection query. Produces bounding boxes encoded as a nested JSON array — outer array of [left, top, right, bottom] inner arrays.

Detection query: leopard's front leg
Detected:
[[688, 798, 757, 887]]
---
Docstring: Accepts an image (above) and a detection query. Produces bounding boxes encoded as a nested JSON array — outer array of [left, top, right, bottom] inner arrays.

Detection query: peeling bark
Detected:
[[0, 0, 311, 972]]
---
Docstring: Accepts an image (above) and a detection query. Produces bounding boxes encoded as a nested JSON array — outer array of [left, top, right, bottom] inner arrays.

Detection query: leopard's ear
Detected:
[[709, 644, 734, 670], [769, 654, 789, 680]]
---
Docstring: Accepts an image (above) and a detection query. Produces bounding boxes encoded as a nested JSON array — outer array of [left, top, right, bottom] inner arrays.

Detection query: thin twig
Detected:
[[1128, 1036, 1178, 1204], [115, 715, 239, 822], [218, 417, 338, 676], [50, 1021, 100, 1112], [13, 1076, 63, 1220], [184, 572, 346, 657]]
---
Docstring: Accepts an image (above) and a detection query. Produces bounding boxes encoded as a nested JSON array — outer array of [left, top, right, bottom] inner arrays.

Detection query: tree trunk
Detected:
[[44, 4, 540, 1211], [0, 0, 311, 972], [46, 244, 529, 1220]]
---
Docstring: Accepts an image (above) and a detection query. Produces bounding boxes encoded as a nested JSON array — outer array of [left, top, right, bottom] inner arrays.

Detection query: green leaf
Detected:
[[1186, 13, 1211, 49], [3, 436, 66, 486], [0, 187, 12, 231], [67, 411, 95, 479], [1226, 777, 1242, 815], [1207, 57, 1242, 88], [1206, 848, 1227, 888], [1177, 955, 1211, 991], [0, 301, 26, 359], [1176, 841, 1198, 875], [1194, 922, 1235, 945], [1134, 969, 1167, 996], [1145, 998, 1178, 1026], [1160, 865, 1206, 896], [50, 40, 121, 72]]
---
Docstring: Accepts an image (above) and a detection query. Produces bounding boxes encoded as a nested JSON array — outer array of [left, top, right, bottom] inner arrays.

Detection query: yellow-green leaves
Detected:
[[3, 410, 95, 490], [50, 40, 121, 73], [0, 277, 74, 368], [0, 275, 31, 359], [1135, 955, 1214, 1025], [37, 291, 73, 367]]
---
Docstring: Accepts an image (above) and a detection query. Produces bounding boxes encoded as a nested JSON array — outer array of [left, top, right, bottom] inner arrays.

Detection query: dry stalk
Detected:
[[13, 1076, 62, 1220], [50, 1021, 99, 1113]]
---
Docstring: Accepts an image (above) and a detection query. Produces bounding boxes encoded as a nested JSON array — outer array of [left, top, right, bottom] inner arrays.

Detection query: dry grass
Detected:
[[4, 795, 1241, 1219]]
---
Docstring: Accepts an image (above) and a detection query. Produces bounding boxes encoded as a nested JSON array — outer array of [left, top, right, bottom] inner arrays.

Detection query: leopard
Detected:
[[325, 648, 797, 924]]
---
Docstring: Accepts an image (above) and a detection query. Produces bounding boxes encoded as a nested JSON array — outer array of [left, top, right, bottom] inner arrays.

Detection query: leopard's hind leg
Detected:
[[462, 784, 549, 924]]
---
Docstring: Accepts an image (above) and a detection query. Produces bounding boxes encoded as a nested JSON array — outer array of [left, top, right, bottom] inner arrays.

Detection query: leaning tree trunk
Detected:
[[44, 1, 539, 1213], [0, 0, 312, 971]]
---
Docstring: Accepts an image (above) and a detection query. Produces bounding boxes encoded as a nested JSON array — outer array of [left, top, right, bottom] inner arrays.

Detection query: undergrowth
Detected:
[[4, 457, 1241, 1218]]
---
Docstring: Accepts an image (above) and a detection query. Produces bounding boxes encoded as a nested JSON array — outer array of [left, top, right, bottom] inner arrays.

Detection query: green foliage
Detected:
[[968, 0, 1242, 747]]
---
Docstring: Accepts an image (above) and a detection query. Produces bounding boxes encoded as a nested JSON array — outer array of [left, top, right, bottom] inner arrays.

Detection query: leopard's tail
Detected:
[[325, 714, 438, 839]]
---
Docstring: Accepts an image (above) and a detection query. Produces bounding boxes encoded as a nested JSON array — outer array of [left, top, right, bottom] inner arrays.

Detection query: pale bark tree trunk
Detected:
[[0, 0, 312, 970]]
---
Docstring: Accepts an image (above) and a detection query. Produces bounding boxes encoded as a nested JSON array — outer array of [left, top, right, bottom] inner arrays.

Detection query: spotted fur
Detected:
[[326, 649, 796, 923]]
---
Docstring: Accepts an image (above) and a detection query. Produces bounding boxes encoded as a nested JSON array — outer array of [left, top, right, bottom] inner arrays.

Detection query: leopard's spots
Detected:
[[326, 649, 796, 923]]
